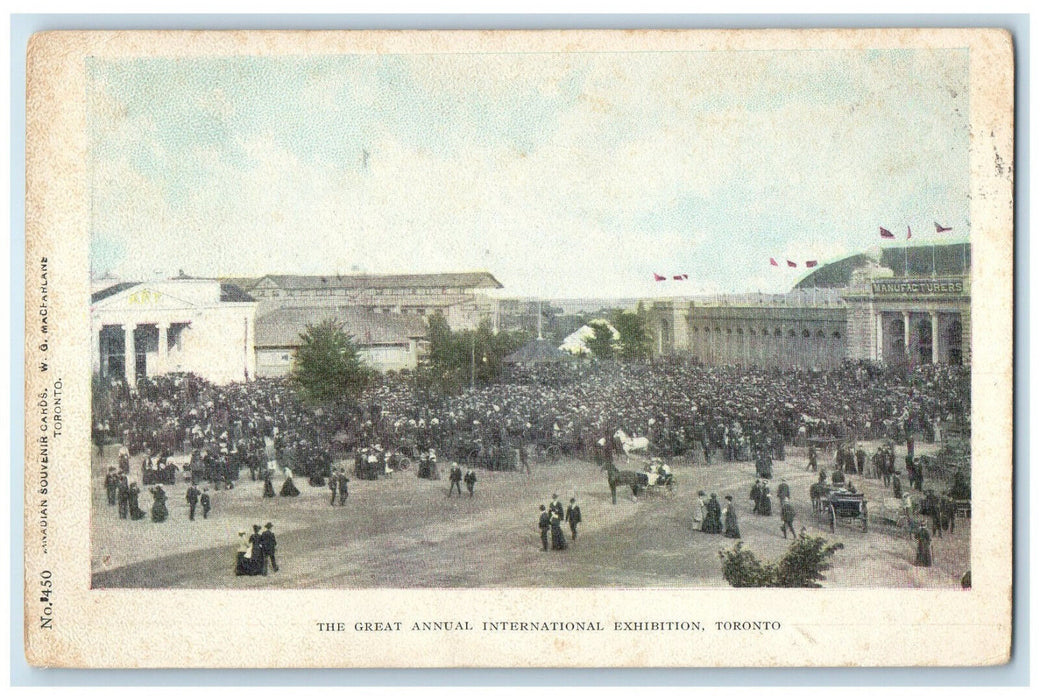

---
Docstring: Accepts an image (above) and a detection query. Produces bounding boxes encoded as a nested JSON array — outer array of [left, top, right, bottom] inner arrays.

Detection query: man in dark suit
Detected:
[[338, 471, 350, 506], [328, 471, 338, 505], [780, 496, 796, 539], [200, 489, 211, 519], [186, 484, 200, 520], [259, 522, 279, 574], [117, 476, 130, 520], [448, 464, 463, 496], [104, 468, 119, 506], [565, 498, 582, 540], [538, 505, 551, 551]]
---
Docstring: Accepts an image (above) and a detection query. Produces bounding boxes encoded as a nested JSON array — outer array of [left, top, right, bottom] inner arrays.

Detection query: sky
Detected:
[[88, 48, 970, 298]]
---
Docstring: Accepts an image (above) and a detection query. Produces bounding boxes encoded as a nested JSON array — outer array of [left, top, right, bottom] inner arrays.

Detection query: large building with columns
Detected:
[[647, 243, 970, 368], [90, 277, 258, 387]]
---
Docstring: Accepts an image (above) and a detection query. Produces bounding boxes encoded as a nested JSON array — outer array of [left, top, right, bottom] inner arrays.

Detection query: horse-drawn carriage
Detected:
[[604, 461, 675, 504], [464, 441, 519, 470], [812, 486, 868, 533], [532, 438, 562, 464]]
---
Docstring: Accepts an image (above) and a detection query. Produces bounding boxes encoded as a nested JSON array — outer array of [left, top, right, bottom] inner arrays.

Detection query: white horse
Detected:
[[614, 429, 650, 461]]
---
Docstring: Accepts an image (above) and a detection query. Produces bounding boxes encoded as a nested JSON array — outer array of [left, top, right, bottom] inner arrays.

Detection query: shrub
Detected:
[[718, 533, 844, 588]]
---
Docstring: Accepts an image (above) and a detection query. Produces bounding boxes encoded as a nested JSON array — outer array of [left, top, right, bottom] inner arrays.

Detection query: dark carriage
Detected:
[[814, 487, 868, 533], [532, 439, 563, 464]]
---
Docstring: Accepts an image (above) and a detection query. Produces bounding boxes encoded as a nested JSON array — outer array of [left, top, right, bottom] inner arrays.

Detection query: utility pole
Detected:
[[470, 333, 475, 390]]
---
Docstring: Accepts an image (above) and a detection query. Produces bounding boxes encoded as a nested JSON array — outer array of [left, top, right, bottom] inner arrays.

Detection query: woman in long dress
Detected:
[[235, 531, 253, 576], [723, 495, 741, 539], [128, 483, 147, 520], [693, 490, 706, 529], [701, 493, 723, 534], [150, 485, 169, 523], [550, 512, 568, 550], [757, 485, 773, 516], [914, 526, 933, 567], [280, 468, 300, 497], [262, 470, 275, 498]]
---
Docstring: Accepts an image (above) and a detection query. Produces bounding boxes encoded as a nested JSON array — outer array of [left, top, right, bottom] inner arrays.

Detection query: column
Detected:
[[902, 311, 910, 355], [875, 312, 884, 362], [157, 323, 169, 375], [122, 323, 136, 388], [930, 312, 939, 364], [93, 326, 103, 377]]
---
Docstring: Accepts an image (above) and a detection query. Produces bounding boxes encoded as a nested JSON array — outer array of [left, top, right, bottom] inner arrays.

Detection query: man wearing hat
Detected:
[[537, 506, 551, 551], [104, 468, 119, 506], [259, 522, 279, 575], [186, 483, 200, 520], [448, 463, 463, 496], [200, 488, 211, 519], [338, 470, 350, 506], [779, 495, 796, 539], [565, 497, 582, 540]]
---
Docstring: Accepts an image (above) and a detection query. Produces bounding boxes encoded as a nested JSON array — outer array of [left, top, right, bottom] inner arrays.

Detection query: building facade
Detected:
[[253, 306, 428, 376], [647, 244, 970, 369], [649, 290, 848, 369], [224, 271, 503, 331], [91, 278, 257, 386]]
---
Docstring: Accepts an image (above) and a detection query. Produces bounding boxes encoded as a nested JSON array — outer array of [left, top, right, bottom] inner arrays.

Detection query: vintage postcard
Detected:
[[23, 28, 1013, 668]]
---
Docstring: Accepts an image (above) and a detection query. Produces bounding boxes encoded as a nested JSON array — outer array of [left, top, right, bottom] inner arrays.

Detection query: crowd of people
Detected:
[[92, 358, 969, 579], [94, 361, 968, 489]]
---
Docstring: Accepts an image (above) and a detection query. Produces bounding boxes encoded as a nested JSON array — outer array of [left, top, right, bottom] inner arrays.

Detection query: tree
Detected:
[[291, 318, 373, 405], [586, 319, 617, 360], [612, 308, 652, 361], [718, 533, 844, 588], [422, 313, 526, 394]]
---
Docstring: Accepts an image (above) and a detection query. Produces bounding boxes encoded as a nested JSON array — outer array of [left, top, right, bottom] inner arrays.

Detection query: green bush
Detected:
[[718, 533, 844, 588]]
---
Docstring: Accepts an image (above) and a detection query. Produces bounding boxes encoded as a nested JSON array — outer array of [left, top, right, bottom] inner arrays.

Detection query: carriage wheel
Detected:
[[828, 503, 836, 533], [397, 457, 411, 471], [861, 503, 868, 532], [546, 445, 562, 464], [467, 449, 482, 467]]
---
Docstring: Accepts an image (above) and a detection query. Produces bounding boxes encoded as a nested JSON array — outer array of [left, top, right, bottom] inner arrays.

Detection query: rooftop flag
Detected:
[[806, 260, 818, 268], [880, 227, 895, 239], [770, 258, 779, 267], [907, 226, 912, 240], [935, 222, 953, 232], [787, 260, 797, 268], [653, 273, 666, 282]]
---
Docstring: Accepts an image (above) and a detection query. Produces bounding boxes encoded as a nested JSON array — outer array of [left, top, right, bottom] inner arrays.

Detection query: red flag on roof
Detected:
[[787, 260, 797, 268], [770, 258, 779, 267], [672, 275, 685, 281], [806, 260, 818, 268], [653, 273, 666, 281], [935, 221, 952, 232], [682, 274, 689, 280], [907, 226, 912, 240], [880, 227, 895, 239]]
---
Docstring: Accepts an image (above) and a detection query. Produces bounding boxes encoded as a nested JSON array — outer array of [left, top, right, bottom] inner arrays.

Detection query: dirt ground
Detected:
[[90, 441, 970, 589]]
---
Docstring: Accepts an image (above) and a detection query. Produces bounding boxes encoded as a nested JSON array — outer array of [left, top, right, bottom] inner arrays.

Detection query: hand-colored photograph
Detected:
[[85, 46, 975, 591]]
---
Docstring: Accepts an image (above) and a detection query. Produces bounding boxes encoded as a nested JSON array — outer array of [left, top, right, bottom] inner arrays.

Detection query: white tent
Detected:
[[559, 320, 619, 356]]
